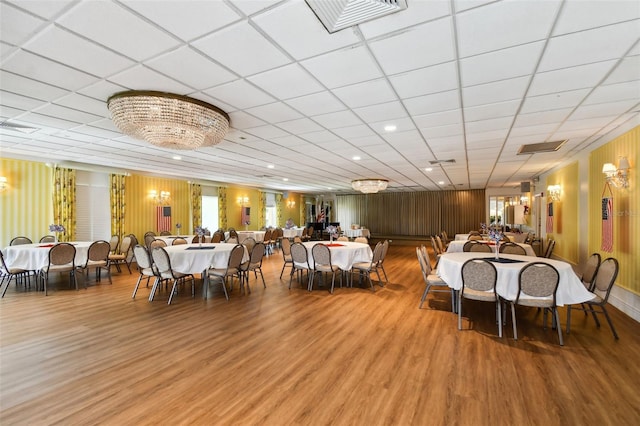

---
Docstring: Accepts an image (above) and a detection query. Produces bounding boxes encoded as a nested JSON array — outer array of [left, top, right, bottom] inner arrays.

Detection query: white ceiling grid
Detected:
[[0, 0, 638, 193]]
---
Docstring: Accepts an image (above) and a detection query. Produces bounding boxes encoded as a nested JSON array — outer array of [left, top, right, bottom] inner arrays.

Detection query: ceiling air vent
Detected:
[[0, 121, 40, 134], [517, 140, 567, 155], [429, 159, 456, 165], [306, 0, 408, 33]]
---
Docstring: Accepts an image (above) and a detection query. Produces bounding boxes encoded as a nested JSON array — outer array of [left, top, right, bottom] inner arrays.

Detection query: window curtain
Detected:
[[258, 191, 267, 229], [52, 166, 76, 242], [218, 186, 227, 230], [190, 183, 202, 231], [110, 174, 126, 243], [300, 202, 306, 228], [275, 193, 283, 227]]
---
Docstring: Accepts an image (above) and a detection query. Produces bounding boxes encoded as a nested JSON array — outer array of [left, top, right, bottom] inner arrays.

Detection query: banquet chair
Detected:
[[150, 247, 195, 305], [241, 242, 266, 293], [108, 235, 120, 254], [262, 229, 273, 255], [544, 239, 556, 258], [354, 237, 368, 244], [435, 235, 446, 254], [131, 245, 157, 299], [417, 246, 454, 311], [337, 236, 349, 242], [507, 262, 562, 345], [77, 240, 112, 287], [499, 242, 526, 255], [40, 243, 77, 296], [149, 239, 167, 250], [242, 237, 257, 255], [1, 250, 31, 297], [458, 258, 501, 337], [430, 236, 442, 258], [143, 231, 156, 239], [191, 235, 202, 244], [577, 253, 601, 291], [311, 243, 342, 293], [279, 237, 294, 279], [464, 241, 492, 253], [205, 244, 245, 301], [350, 241, 383, 292], [159, 231, 172, 236], [211, 231, 224, 243], [226, 236, 239, 244], [144, 234, 156, 250], [172, 237, 187, 245], [10, 236, 32, 246], [468, 234, 483, 241], [108, 235, 133, 273], [301, 226, 313, 242], [274, 227, 284, 250], [376, 239, 390, 285], [566, 257, 619, 339], [293, 236, 302, 243], [228, 229, 239, 240], [289, 242, 313, 290], [39, 235, 56, 243]]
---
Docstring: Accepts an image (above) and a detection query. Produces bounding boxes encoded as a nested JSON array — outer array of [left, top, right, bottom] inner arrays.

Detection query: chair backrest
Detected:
[[10, 236, 32, 246], [263, 229, 272, 242], [133, 245, 152, 270], [229, 229, 239, 239], [441, 231, 449, 244], [108, 235, 120, 252], [499, 242, 526, 255], [290, 242, 310, 267], [337, 236, 349, 241], [435, 235, 445, 253], [469, 230, 481, 236], [307, 226, 314, 236], [150, 239, 167, 250], [281, 237, 291, 256], [172, 238, 187, 245], [151, 247, 172, 275], [128, 234, 139, 248], [416, 246, 430, 279], [380, 239, 389, 263], [470, 243, 492, 253], [49, 243, 76, 266], [354, 237, 368, 244], [192, 235, 201, 244], [144, 234, 156, 249], [249, 242, 266, 265], [143, 231, 156, 238], [517, 262, 559, 302], [87, 240, 110, 263], [461, 258, 497, 292], [159, 231, 172, 236], [468, 234, 483, 241], [311, 243, 332, 267], [430, 236, 441, 255], [228, 245, 246, 270], [40, 235, 56, 243], [212, 232, 223, 243], [581, 253, 602, 290], [0, 251, 12, 274], [243, 237, 256, 254], [293, 236, 302, 243], [372, 241, 384, 265], [226, 237, 239, 244], [544, 239, 556, 258], [591, 257, 619, 303], [120, 236, 133, 254]]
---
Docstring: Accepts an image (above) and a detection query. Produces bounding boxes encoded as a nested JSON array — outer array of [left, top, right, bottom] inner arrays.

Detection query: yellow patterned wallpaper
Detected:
[[588, 126, 639, 295], [0, 158, 53, 246], [546, 161, 579, 264]]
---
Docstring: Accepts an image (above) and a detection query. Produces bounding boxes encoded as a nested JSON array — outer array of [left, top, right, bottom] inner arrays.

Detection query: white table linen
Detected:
[[283, 227, 305, 238], [300, 241, 372, 271], [156, 235, 211, 245], [344, 229, 363, 238], [437, 252, 593, 306], [454, 233, 514, 242], [2, 242, 92, 270], [161, 243, 248, 275], [224, 231, 265, 243], [446, 240, 536, 256]]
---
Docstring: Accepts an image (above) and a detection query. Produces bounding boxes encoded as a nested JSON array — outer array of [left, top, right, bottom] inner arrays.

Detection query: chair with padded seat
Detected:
[[205, 244, 245, 300], [350, 241, 383, 292], [108, 235, 133, 273], [39, 235, 56, 243], [417, 245, 455, 312], [458, 258, 501, 337], [10, 236, 32, 246], [150, 247, 195, 305], [242, 237, 257, 255], [159, 230, 171, 236], [464, 241, 492, 253], [131, 245, 158, 299], [337, 236, 349, 242], [40, 243, 77, 296], [289, 242, 313, 290], [108, 235, 120, 254], [354, 236, 368, 244], [543, 239, 556, 258], [77, 240, 112, 287], [241, 242, 266, 293], [310, 243, 342, 293], [172, 237, 187, 245], [280, 237, 294, 279], [1, 250, 31, 297], [211, 232, 224, 243], [149, 239, 167, 250], [499, 242, 526, 255]]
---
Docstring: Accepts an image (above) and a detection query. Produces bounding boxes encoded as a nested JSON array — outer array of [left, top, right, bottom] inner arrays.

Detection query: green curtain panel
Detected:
[[190, 183, 202, 231], [110, 174, 126, 243], [259, 191, 267, 229], [52, 166, 76, 242], [275, 193, 283, 227], [218, 186, 227, 230]]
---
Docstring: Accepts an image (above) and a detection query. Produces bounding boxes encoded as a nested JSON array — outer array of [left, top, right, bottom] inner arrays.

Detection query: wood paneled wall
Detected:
[[335, 189, 485, 236]]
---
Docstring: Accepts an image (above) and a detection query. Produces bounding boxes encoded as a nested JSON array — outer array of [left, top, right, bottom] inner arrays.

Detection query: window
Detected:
[[76, 171, 111, 241], [265, 206, 276, 228], [202, 195, 218, 231]]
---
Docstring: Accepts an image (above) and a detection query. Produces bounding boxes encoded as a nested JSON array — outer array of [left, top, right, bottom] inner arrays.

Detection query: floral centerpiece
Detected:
[[49, 224, 65, 242], [194, 226, 208, 246], [489, 229, 503, 259], [285, 218, 295, 229], [325, 225, 338, 243], [480, 222, 488, 235], [176, 223, 182, 233]]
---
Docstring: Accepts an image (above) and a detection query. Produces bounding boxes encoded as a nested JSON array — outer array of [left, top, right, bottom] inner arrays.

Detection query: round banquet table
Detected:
[[300, 241, 372, 271], [446, 240, 536, 256], [161, 243, 248, 275], [224, 231, 265, 243], [283, 227, 305, 238], [2, 242, 92, 270]]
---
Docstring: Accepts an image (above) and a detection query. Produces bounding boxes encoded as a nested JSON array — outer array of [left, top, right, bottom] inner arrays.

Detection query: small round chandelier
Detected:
[[107, 91, 230, 150], [351, 178, 389, 194]]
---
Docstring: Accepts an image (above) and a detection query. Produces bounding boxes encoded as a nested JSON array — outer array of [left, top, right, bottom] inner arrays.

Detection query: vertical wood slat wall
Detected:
[[335, 189, 485, 237]]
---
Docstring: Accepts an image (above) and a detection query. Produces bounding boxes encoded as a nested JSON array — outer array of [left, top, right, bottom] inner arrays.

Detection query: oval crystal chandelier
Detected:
[[107, 91, 230, 150], [351, 178, 389, 194]]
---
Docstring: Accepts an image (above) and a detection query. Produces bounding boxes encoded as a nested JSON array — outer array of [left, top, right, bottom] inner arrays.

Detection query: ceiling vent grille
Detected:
[[0, 121, 40, 134], [429, 159, 456, 165], [517, 140, 567, 155], [306, 0, 408, 33]]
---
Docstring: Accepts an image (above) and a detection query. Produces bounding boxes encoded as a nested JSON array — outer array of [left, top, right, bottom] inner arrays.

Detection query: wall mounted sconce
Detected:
[[0, 176, 7, 191], [237, 196, 249, 205], [602, 156, 630, 189], [547, 185, 561, 201], [287, 199, 296, 209], [150, 190, 170, 204]]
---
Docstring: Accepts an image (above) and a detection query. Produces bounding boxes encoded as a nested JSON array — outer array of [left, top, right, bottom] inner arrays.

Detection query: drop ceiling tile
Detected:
[[371, 117, 416, 135], [583, 80, 640, 105], [553, 0, 640, 36], [252, 0, 359, 60], [276, 118, 324, 134], [299, 130, 340, 143], [464, 100, 520, 122], [192, 22, 290, 76], [146, 47, 236, 90], [404, 90, 460, 116], [33, 103, 101, 124], [108, 65, 193, 93], [369, 17, 455, 75], [0, 71, 68, 101], [605, 56, 640, 85], [0, 3, 46, 46], [456, 1, 559, 57], [248, 63, 324, 100], [569, 99, 638, 121], [520, 88, 590, 114], [462, 76, 529, 107], [509, 123, 557, 138], [245, 102, 303, 124], [300, 45, 383, 89], [466, 129, 508, 143], [389, 61, 458, 99], [465, 116, 513, 133], [331, 124, 376, 139], [0, 90, 48, 111], [420, 123, 464, 138], [353, 101, 407, 123], [349, 134, 387, 148], [414, 109, 462, 129], [285, 91, 346, 116], [312, 110, 363, 129], [23, 26, 134, 77], [244, 124, 290, 140], [539, 21, 639, 72], [227, 111, 266, 130], [123, 0, 241, 42], [77, 80, 127, 102], [203, 80, 275, 110], [514, 108, 573, 127], [529, 61, 617, 96], [360, 0, 451, 39], [6, 0, 74, 20], [332, 78, 397, 109], [232, 0, 281, 16]]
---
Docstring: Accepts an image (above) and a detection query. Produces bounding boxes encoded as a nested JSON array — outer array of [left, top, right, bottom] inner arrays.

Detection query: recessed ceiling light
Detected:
[[438, 181, 445, 185], [172, 155, 181, 160], [352, 156, 361, 161], [267, 164, 275, 169], [424, 167, 432, 172], [384, 124, 397, 132], [327, 187, 332, 190], [283, 178, 289, 181]]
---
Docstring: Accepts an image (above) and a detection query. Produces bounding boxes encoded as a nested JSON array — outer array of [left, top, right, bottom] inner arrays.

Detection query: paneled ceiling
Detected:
[[1, 0, 639, 193]]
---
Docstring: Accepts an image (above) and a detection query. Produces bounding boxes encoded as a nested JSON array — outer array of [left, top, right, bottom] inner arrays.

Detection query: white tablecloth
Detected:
[[454, 233, 514, 242], [224, 231, 265, 243], [300, 241, 372, 271], [437, 252, 593, 306], [344, 229, 363, 238], [156, 235, 211, 245], [161, 243, 248, 275], [2, 242, 92, 270], [283, 227, 305, 238], [446, 240, 536, 256]]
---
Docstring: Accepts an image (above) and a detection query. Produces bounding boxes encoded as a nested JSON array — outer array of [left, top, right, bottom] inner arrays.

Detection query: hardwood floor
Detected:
[[1, 244, 639, 425]]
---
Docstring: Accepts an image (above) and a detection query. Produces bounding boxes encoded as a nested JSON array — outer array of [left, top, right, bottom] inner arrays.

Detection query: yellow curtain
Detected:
[[218, 186, 227, 230], [258, 191, 267, 229], [110, 174, 126, 243], [300, 202, 306, 228], [275, 193, 283, 227], [190, 183, 202, 232], [52, 166, 76, 242]]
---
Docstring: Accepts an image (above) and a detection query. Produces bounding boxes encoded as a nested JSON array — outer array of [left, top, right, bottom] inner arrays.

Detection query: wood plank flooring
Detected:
[[1, 244, 639, 425]]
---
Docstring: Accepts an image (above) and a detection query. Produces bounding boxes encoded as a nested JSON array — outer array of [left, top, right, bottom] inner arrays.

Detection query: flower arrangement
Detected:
[[325, 225, 338, 236], [49, 224, 65, 233], [480, 223, 488, 234], [285, 218, 295, 229], [176, 223, 182, 230], [489, 229, 503, 243], [194, 226, 208, 236]]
